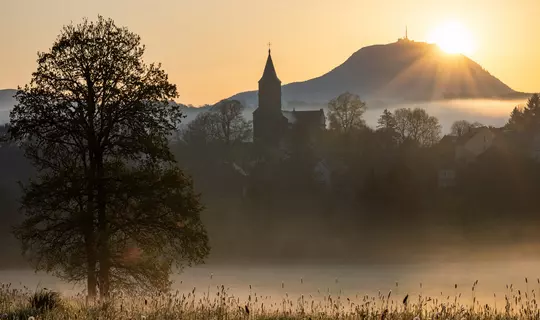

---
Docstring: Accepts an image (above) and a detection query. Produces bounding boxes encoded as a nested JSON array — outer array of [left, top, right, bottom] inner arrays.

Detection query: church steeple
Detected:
[[253, 45, 285, 147], [259, 44, 281, 84]]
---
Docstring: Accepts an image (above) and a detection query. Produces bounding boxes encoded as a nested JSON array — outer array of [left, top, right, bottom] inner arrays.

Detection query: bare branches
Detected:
[[328, 92, 367, 134], [394, 108, 441, 147]]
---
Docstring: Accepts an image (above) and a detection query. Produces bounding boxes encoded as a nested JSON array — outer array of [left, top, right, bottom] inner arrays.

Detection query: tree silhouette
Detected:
[[377, 109, 396, 131], [393, 108, 441, 147], [182, 100, 252, 147], [450, 120, 482, 137], [211, 100, 252, 145], [506, 94, 540, 133], [9, 16, 208, 300], [523, 93, 540, 131], [327, 92, 367, 134], [507, 106, 525, 131]]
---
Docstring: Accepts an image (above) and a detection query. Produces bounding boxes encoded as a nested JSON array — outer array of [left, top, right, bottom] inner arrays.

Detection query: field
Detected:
[[0, 280, 538, 320]]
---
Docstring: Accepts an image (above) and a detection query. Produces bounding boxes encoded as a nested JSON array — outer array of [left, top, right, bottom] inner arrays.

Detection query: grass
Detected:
[[0, 280, 539, 319]]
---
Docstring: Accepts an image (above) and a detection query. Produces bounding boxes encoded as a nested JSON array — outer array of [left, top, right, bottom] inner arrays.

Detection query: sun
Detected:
[[428, 21, 476, 55]]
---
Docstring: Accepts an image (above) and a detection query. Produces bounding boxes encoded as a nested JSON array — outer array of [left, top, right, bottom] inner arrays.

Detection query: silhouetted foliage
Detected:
[[524, 93, 540, 130], [393, 108, 441, 147], [327, 92, 367, 134], [3, 44, 540, 268], [450, 120, 482, 137], [507, 94, 540, 133], [9, 16, 208, 299], [377, 109, 396, 131], [508, 106, 526, 131], [182, 100, 252, 147], [210, 100, 252, 145], [29, 290, 61, 312]]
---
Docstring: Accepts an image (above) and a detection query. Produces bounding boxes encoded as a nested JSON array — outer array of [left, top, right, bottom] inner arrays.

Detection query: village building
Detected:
[[252, 48, 325, 150]]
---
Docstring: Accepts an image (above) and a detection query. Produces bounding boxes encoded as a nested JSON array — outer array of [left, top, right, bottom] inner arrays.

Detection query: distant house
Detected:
[[435, 126, 496, 188], [455, 127, 496, 163]]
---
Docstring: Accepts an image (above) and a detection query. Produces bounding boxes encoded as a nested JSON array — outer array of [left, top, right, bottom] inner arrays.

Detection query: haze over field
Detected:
[[0, 90, 528, 132], [2, 258, 540, 308], [0, 97, 526, 133]]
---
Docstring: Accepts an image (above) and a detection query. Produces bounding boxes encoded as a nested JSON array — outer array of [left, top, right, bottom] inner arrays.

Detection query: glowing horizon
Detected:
[[0, 0, 539, 105]]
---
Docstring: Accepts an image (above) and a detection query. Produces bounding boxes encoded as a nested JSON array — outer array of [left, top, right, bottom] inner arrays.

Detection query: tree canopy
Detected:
[[327, 92, 367, 134], [507, 94, 540, 133], [393, 108, 441, 147], [9, 16, 209, 299], [450, 120, 482, 137]]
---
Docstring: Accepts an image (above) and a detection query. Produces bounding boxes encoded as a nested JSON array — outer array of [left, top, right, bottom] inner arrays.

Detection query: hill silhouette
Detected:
[[231, 40, 525, 107], [0, 41, 530, 121]]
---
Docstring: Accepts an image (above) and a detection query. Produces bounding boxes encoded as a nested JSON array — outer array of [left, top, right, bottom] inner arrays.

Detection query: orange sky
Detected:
[[0, 0, 539, 105]]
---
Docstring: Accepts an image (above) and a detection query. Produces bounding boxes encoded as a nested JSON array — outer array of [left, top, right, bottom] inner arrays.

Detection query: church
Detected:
[[253, 48, 326, 149]]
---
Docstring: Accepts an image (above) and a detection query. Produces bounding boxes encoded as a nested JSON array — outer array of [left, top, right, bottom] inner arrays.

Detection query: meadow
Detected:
[[0, 278, 538, 320]]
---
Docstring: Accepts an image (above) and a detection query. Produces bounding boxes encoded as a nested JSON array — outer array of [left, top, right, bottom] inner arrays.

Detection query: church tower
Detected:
[[253, 47, 287, 147], [258, 47, 282, 113]]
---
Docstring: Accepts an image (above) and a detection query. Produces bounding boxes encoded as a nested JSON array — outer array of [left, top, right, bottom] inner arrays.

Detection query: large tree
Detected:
[[327, 92, 367, 134], [9, 16, 209, 299], [507, 94, 540, 132], [523, 93, 540, 128], [393, 108, 441, 147], [507, 105, 526, 131]]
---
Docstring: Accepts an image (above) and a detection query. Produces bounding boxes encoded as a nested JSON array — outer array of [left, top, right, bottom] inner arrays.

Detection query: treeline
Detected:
[[3, 92, 540, 264], [162, 92, 540, 263]]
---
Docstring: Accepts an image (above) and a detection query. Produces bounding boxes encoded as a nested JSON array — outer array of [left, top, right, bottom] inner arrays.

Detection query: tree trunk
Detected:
[[96, 155, 110, 299], [84, 201, 97, 301], [85, 236, 97, 303], [85, 154, 98, 303]]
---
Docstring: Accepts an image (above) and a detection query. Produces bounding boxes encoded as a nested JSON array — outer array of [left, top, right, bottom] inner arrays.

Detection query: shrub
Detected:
[[28, 290, 60, 312]]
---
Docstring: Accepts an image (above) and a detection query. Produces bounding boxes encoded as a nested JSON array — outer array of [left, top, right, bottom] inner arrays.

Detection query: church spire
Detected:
[[259, 44, 280, 83]]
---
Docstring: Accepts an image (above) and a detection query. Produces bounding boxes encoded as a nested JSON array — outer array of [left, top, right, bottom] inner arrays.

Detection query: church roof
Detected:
[[281, 109, 325, 126], [259, 50, 281, 83], [293, 110, 325, 124]]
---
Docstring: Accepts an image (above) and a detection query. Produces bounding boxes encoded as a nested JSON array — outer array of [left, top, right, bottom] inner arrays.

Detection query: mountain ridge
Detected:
[[1, 40, 534, 118], [230, 40, 530, 108]]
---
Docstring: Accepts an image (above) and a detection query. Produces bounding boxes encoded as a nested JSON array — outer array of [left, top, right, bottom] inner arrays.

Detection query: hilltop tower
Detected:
[[398, 26, 411, 43]]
